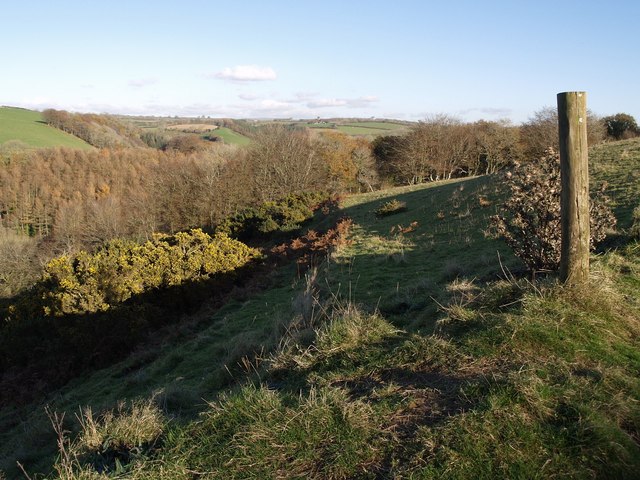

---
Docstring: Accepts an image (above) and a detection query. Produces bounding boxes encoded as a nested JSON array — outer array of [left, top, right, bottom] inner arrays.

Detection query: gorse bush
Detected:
[[491, 149, 616, 272], [375, 199, 407, 217], [38, 229, 259, 316], [216, 192, 329, 242]]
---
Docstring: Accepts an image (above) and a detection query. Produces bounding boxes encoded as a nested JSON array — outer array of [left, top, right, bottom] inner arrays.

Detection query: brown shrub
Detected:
[[490, 149, 616, 272]]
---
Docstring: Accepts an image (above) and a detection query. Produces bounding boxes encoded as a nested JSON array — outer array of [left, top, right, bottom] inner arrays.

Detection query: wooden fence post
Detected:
[[557, 91, 590, 284]]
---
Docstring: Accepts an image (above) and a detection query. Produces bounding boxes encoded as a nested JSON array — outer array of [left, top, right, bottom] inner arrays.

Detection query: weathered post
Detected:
[[557, 91, 590, 284]]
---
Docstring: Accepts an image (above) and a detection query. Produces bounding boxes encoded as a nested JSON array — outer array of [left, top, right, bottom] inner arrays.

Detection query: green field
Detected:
[[0, 107, 91, 150], [342, 121, 409, 130], [1, 140, 639, 478], [206, 126, 251, 146], [321, 120, 410, 136], [286, 119, 411, 137]]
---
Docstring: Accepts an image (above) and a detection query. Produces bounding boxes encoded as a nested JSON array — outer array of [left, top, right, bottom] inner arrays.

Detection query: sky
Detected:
[[1, 0, 638, 124]]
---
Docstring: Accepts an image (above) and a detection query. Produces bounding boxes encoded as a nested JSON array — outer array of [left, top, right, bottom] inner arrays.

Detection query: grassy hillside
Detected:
[[0, 107, 91, 149], [306, 120, 410, 137], [208, 126, 252, 145], [337, 121, 409, 136], [1, 140, 639, 478]]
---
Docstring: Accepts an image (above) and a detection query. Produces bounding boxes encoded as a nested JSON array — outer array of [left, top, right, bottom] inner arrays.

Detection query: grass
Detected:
[[336, 122, 409, 136], [590, 138, 640, 228], [0, 107, 91, 150], [2, 139, 640, 479], [305, 120, 410, 137], [336, 125, 389, 135], [307, 122, 336, 129], [205, 126, 251, 146], [321, 176, 515, 327]]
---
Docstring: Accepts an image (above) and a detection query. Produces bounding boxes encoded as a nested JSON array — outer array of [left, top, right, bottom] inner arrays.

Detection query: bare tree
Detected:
[[520, 107, 604, 160], [400, 115, 470, 183], [469, 120, 520, 174], [247, 125, 328, 202]]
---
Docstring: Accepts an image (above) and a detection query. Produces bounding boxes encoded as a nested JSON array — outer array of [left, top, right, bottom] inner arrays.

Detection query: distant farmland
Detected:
[[166, 123, 219, 133], [0, 107, 91, 149], [209, 127, 251, 145], [306, 120, 411, 136]]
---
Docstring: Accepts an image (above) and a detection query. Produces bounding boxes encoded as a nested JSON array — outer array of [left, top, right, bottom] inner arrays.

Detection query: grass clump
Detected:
[[272, 303, 401, 373], [147, 385, 384, 479], [76, 400, 164, 460], [47, 399, 164, 479], [375, 198, 407, 217]]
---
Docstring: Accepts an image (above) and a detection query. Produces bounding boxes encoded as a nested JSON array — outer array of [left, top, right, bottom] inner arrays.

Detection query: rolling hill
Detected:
[[1, 139, 639, 478], [0, 107, 92, 150]]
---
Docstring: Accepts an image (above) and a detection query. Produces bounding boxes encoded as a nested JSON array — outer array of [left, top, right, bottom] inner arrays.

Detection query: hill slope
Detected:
[[1, 140, 639, 478], [0, 107, 92, 149], [208, 126, 252, 145]]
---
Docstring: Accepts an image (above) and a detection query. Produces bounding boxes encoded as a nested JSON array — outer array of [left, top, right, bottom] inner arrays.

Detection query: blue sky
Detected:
[[1, 0, 638, 123]]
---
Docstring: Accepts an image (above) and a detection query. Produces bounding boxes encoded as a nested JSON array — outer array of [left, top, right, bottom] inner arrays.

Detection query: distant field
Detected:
[[0, 107, 91, 149], [307, 120, 410, 136], [306, 122, 336, 129], [342, 121, 408, 130], [340, 121, 409, 135], [167, 123, 218, 132], [207, 127, 251, 146]]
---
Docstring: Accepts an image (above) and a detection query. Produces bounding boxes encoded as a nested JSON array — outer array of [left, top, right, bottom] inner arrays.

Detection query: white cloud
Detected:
[[214, 65, 277, 82], [7, 91, 378, 119], [238, 93, 261, 101], [457, 107, 513, 118], [307, 95, 379, 109], [293, 91, 319, 102], [345, 96, 379, 108], [306, 98, 347, 108], [128, 78, 158, 88]]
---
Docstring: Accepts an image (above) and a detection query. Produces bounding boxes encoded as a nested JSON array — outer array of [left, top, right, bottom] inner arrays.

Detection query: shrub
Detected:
[[216, 192, 329, 242], [602, 113, 639, 140], [491, 149, 616, 272], [37, 229, 259, 316], [375, 199, 407, 217]]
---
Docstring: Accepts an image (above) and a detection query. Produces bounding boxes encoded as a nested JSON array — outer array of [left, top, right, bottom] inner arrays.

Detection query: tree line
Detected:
[[42, 109, 146, 148], [372, 108, 613, 185]]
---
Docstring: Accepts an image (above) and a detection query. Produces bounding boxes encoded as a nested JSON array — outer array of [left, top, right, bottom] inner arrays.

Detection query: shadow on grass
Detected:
[[0, 261, 262, 408]]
